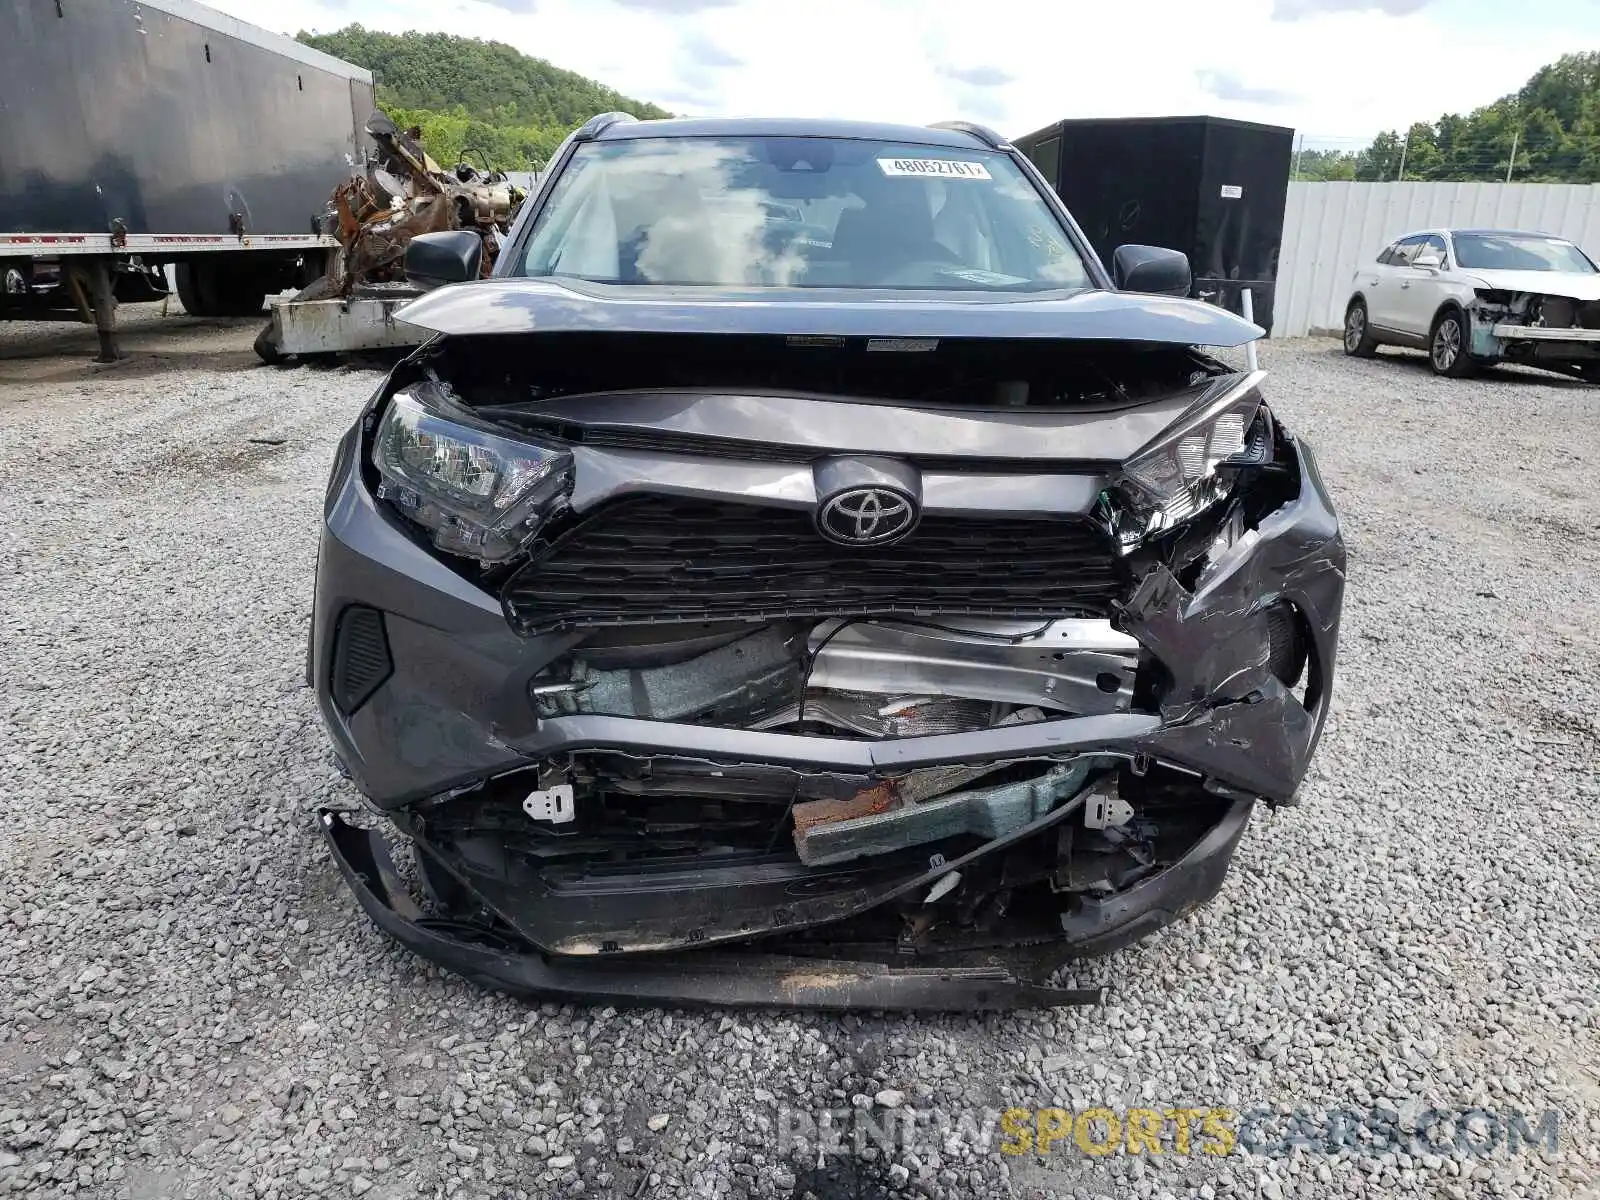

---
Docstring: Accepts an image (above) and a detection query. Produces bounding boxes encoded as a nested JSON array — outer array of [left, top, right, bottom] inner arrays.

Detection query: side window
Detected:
[[1389, 235, 1429, 267], [1420, 234, 1448, 266], [1376, 242, 1399, 265]]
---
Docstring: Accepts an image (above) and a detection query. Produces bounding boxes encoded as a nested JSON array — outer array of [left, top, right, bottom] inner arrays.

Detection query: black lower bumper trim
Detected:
[[1059, 797, 1254, 956], [320, 811, 1105, 1012]]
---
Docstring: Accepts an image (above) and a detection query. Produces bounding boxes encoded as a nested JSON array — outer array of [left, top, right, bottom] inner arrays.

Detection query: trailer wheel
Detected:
[[216, 282, 267, 317], [174, 262, 219, 316], [209, 261, 267, 316], [176, 261, 267, 316]]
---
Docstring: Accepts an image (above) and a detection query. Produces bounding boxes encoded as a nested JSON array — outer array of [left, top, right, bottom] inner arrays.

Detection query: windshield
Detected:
[[514, 136, 1093, 291], [1452, 233, 1597, 274]]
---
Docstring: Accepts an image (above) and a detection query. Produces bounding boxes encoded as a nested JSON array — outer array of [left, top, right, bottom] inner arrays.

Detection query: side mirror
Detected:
[[1413, 253, 1442, 270], [1111, 244, 1192, 297], [404, 230, 484, 290]]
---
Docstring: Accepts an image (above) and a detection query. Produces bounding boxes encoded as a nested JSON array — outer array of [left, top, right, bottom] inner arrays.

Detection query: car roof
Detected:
[[1390, 228, 1571, 241], [1448, 228, 1570, 240], [592, 116, 998, 149]]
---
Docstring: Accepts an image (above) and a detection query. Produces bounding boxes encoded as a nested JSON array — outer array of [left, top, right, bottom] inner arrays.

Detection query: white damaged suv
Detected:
[[1343, 228, 1600, 380]]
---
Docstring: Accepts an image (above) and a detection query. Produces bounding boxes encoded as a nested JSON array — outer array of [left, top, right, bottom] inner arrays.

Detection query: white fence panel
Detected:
[[1273, 182, 1600, 338], [502, 170, 544, 194]]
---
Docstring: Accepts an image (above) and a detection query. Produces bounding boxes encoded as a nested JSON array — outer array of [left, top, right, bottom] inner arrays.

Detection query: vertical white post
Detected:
[[1396, 130, 1409, 182], [1506, 130, 1519, 183], [1241, 288, 1259, 372], [1292, 132, 1304, 181]]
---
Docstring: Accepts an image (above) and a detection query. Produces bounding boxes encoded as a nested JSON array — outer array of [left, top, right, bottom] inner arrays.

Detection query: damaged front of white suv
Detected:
[[1455, 231, 1600, 380], [307, 119, 1346, 1010]]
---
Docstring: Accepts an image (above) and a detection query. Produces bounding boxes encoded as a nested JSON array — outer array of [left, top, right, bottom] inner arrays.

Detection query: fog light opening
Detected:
[[1264, 601, 1310, 706], [330, 604, 393, 716]]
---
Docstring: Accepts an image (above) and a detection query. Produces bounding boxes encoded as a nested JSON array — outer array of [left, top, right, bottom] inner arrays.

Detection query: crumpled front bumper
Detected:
[[320, 793, 1253, 1010], [320, 810, 1102, 1010], [309, 423, 1343, 1005]]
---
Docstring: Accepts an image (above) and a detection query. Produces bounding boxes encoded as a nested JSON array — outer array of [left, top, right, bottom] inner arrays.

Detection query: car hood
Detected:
[[1460, 269, 1600, 300], [396, 277, 1264, 347]]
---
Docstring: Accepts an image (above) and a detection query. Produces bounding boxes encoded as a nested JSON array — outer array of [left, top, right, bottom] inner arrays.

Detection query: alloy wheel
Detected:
[[1432, 317, 1461, 372], [1344, 306, 1365, 353]]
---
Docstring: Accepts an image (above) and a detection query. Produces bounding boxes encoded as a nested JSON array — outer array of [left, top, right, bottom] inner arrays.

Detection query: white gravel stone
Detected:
[[0, 325, 1596, 1200]]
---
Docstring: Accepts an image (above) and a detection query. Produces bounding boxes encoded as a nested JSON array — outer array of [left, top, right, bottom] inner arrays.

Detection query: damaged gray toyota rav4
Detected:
[[310, 115, 1345, 1011]]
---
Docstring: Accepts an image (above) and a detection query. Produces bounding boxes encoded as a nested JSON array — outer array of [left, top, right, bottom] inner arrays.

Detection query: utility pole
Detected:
[[1292, 132, 1304, 181], [1505, 130, 1519, 183], [1397, 130, 1409, 182]]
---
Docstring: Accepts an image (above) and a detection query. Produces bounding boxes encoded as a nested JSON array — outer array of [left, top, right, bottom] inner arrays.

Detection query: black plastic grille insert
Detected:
[[330, 605, 392, 714], [503, 497, 1122, 634]]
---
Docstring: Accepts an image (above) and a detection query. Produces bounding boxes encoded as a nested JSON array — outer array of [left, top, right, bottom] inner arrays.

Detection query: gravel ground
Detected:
[[1, 322, 1597, 1200]]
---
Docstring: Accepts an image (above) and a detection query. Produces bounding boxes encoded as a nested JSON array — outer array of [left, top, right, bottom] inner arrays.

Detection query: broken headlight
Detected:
[[373, 382, 572, 562], [1104, 373, 1271, 550]]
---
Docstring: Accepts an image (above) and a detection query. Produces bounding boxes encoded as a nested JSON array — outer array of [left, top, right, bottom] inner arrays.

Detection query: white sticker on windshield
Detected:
[[877, 158, 992, 180]]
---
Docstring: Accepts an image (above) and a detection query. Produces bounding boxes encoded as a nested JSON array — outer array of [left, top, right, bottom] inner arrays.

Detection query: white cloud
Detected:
[[208, 0, 1600, 143], [1195, 69, 1300, 108], [1270, 0, 1432, 17]]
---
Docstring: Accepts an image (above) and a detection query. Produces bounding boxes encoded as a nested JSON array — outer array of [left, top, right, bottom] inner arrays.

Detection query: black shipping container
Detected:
[[0, 0, 373, 238], [1015, 116, 1293, 334]]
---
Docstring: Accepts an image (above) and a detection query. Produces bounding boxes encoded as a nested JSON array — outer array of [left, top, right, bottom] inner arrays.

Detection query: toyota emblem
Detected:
[[817, 487, 918, 546]]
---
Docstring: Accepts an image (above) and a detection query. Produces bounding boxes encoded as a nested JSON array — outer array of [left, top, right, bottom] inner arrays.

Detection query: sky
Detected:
[[207, 0, 1600, 146]]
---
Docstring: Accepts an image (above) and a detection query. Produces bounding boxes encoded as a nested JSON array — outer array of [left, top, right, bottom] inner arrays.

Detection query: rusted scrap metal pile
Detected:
[[327, 111, 524, 293], [255, 111, 526, 361]]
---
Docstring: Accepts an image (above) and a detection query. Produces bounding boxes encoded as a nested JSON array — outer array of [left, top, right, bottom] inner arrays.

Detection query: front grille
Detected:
[[502, 497, 1122, 634]]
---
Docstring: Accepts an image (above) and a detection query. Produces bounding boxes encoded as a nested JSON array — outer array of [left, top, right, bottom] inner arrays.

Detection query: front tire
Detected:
[[1343, 299, 1378, 357], [1429, 308, 1477, 377]]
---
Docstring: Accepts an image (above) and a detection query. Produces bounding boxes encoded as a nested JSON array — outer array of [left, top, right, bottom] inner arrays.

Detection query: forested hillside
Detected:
[[297, 26, 671, 170], [1296, 52, 1600, 182], [300, 27, 1600, 184]]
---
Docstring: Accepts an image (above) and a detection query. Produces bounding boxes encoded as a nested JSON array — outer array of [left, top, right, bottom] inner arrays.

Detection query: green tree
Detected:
[[1516, 52, 1600, 130], [1396, 122, 1442, 180], [1310, 49, 1600, 184], [297, 25, 672, 171], [1291, 148, 1358, 181], [1356, 130, 1406, 180]]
